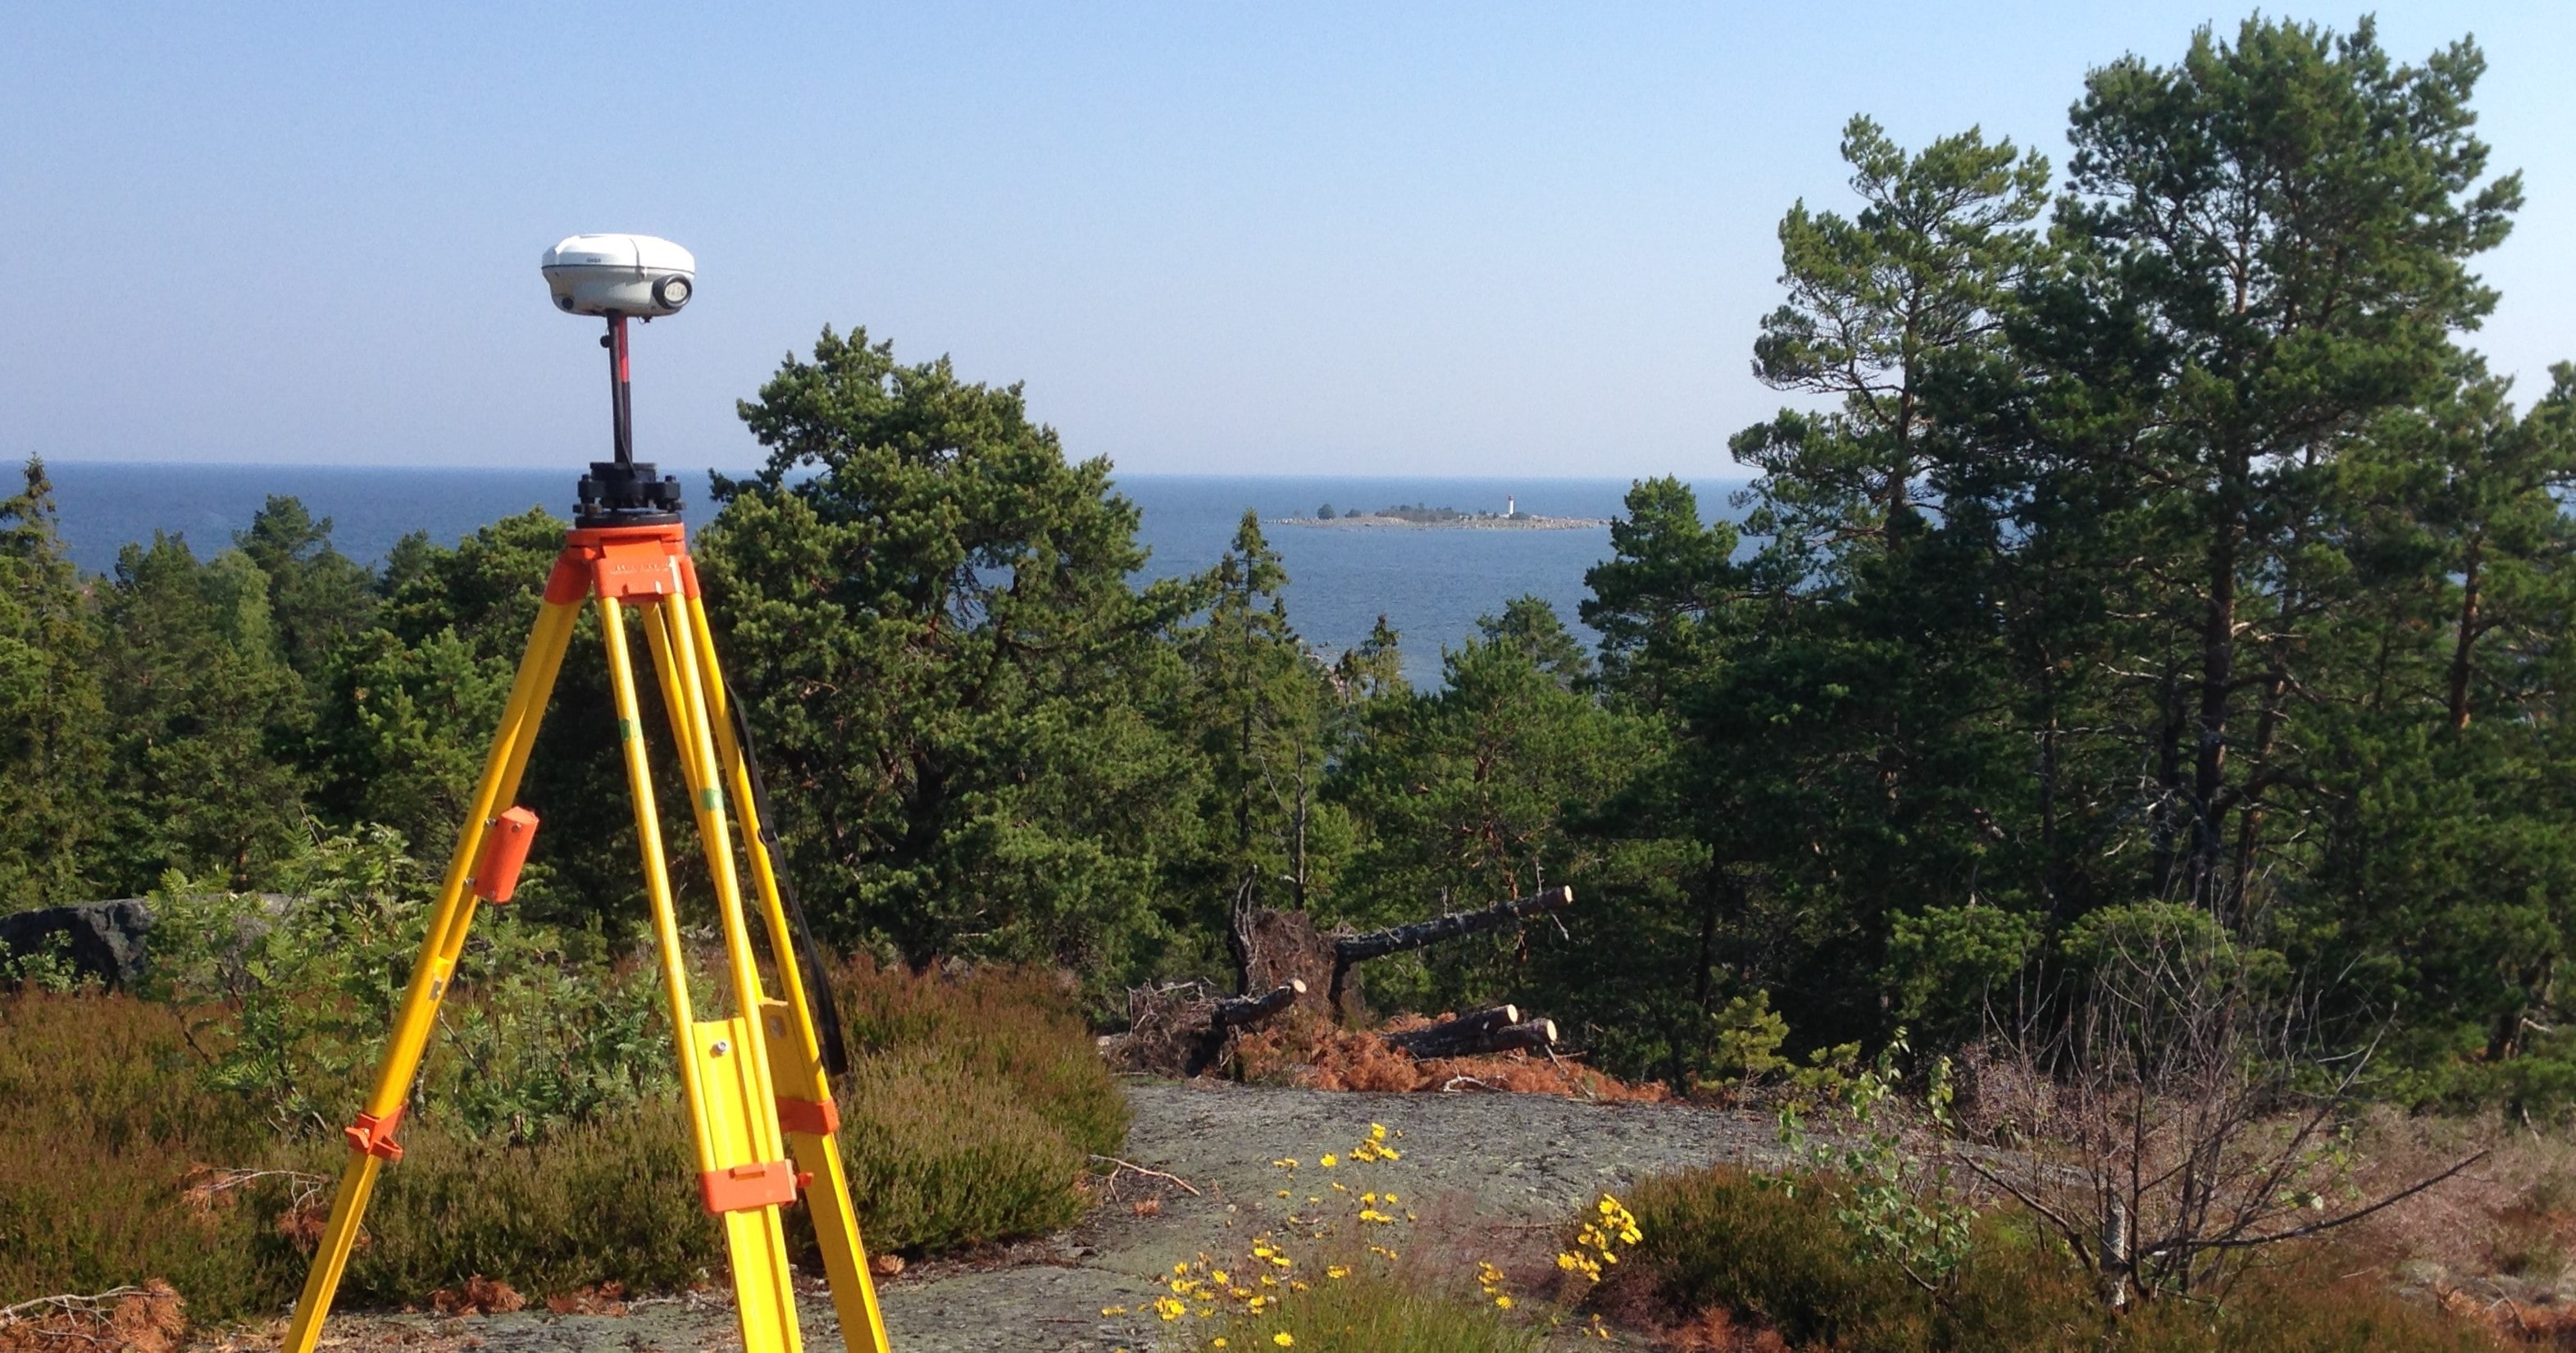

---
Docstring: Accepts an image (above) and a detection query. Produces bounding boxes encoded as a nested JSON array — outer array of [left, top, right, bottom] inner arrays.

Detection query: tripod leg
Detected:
[[624, 595, 804, 1353], [683, 591, 894, 1353], [283, 595, 585, 1353]]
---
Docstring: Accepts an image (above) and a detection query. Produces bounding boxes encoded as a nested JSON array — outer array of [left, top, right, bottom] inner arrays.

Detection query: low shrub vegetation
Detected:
[[1604, 1167, 2494, 1353], [820, 955, 1130, 1251], [0, 994, 298, 1323], [0, 926, 1129, 1322]]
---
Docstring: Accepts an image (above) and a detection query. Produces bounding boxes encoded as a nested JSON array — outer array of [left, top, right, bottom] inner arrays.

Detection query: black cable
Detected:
[[724, 676, 851, 1082]]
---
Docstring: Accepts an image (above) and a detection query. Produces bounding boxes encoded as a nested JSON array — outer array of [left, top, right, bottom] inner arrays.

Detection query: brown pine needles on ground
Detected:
[[1231, 1012, 1668, 1100]]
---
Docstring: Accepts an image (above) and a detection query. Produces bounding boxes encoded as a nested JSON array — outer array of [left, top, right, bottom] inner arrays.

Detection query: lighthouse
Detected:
[[1506, 494, 1517, 517]]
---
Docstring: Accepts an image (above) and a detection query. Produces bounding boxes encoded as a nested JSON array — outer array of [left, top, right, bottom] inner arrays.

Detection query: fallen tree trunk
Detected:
[[1384, 1010, 1558, 1059], [1212, 979, 1305, 1030], [1327, 886, 1572, 1010], [1333, 886, 1573, 965]]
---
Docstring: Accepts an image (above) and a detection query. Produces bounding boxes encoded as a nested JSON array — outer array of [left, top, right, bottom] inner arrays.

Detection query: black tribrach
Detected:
[[575, 458, 684, 528]]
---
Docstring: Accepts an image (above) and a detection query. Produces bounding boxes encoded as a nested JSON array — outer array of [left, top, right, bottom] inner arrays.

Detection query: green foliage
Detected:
[[0, 930, 97, 993], [90, 532, 312, 892], [3, 8, 2574, 1129], [1773, 1033, 1977, 1293], [702, 326, 1204, 973], [144, 825, 675, 1141], [830, 1046, 1088, 1251], [826, 956, 1129, 1160], [1886, 906, 2040, 1045], [1329, 594, 1719, 1066], [234, 494, 378, 693], [0, 458, 110, 911], [1709, 991, 1791, 1082], [1173, 511, 1354, 925]]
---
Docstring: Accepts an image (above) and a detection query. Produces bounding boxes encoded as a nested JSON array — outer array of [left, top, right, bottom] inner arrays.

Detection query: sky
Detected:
[[3, 3, 2570, 480]]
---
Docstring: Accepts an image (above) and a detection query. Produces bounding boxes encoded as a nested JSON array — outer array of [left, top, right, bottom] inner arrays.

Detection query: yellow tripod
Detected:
[[283, 519, 894, 1353]]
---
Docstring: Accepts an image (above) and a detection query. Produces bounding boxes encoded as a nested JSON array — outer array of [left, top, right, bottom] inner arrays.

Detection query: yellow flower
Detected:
[[1272, 1334, 1295, 1347], [1212, 1342, 1228, 1350], [1494, 1294, 1515, 1309], [1154, 1296, 1186, 1321], [1100, 1305, 1127, 1315], [1369, 1123, 1388, 1141], [1325, 1264, 1349, 1280], [1320, 1154, 1338, 1168]]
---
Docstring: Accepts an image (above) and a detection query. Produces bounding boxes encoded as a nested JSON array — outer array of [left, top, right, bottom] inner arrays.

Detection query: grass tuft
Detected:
[[1204, 1268, 1541, 1353]]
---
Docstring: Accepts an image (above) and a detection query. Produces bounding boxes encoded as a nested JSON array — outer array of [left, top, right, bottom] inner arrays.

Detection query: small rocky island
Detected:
[[1275, 497, 1608, 531]]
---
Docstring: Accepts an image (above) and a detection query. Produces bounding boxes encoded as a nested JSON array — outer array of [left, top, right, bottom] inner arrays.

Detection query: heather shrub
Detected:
[[1611, 1167, 2489, 1353], [0, 991, 303, 1321], [828, 955, 1129, 1159], [829, 1045, 1088, 1251], [1, 945, 1128, 1318], [320, 1103, 719, 1305]]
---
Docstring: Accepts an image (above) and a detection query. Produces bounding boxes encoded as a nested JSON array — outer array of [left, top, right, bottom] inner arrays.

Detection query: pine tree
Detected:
[[0, 458, 110, 908]]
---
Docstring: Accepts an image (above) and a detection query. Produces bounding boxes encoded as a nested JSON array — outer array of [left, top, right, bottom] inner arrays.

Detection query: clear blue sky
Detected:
[[4, 3, 2568, 479]]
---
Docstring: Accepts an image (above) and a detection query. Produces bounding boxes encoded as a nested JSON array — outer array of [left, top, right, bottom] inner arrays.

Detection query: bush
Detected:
[[828, 956, 1129, 1159], [1, 952, 1131, 1319], [320, 1104, 719, 1305], [830, 1046, 1088, 1250], [1609, 1167, 2490, 1353], [143, 827, 679, 1143], [0, 991, 301, 1322], [824, 956, 1130, 1250]]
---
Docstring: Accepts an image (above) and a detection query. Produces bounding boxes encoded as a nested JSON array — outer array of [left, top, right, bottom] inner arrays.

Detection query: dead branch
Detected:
[[1088, 1155, 1202, 1196], [0, 1288, 152, 1326]]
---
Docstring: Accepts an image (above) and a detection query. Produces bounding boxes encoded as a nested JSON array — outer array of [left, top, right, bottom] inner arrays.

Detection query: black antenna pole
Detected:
[[574, 311, 680, 526], [608, 313, 634, 465]]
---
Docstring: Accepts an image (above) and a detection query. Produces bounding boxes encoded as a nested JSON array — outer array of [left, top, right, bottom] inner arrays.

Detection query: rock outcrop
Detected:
[[0, 899, 157, 987]]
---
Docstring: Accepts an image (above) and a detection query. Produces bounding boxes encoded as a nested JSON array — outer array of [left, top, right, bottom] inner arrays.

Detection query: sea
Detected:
[[37, 463, 1749, 686]]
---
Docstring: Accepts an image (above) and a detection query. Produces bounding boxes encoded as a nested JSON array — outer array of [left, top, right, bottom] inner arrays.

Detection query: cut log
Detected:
[[1333, 886, 1574, 964], [1212, 979, 1305, 1030], [1385, 1013, 1558, 1059]]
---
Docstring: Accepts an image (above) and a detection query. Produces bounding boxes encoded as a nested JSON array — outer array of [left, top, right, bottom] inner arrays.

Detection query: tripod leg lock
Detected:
[[700, 1159, 799, 1213], [776, 1096, 840, 1137], [344, 1108, 406, 1162]]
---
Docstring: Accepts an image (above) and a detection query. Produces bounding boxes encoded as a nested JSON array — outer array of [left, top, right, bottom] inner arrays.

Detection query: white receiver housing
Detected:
[[542, 234, 696, 317]]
